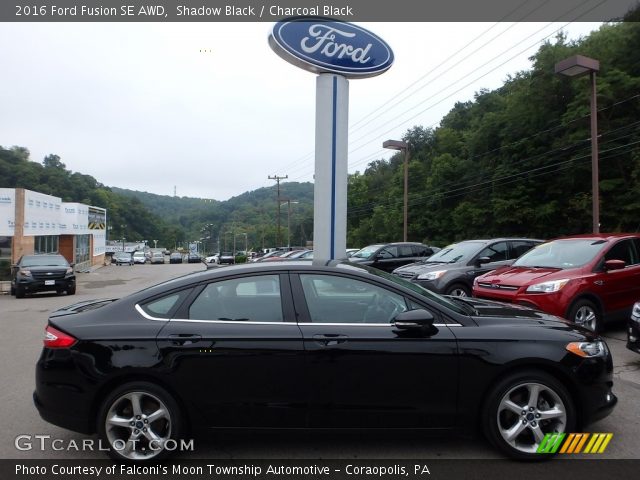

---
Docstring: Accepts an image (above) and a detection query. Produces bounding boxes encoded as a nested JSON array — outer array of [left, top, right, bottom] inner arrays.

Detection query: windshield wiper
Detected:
[[448, 296, 478, 315]]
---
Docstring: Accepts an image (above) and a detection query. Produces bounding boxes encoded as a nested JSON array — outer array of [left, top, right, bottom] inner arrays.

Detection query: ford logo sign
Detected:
[[269, 18, 394, 78]]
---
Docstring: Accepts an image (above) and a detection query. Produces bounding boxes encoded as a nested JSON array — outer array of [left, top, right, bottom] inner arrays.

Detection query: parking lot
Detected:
[[1, 262, 639, 460]]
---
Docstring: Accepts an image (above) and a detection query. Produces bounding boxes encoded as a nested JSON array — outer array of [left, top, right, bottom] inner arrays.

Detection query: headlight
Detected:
[[566, 341, 608, 358], [66, 267, 73, 274], [416, 270, 446, 281], [525, 279, 569, 293], [18, 269, 32, 276]]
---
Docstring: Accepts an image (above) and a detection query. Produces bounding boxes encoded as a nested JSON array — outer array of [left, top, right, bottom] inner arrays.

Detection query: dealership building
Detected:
[[0, 188, 106, 279]]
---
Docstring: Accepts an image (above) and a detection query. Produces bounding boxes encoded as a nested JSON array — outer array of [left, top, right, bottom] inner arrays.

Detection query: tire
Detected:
[[10, 285, 15, 296], [482, 370, 575, 460], [97, 381, 184, 461], [66, 285, 76, 295], [15, 286, 25, 298], [568, 299, 601, 333], [445, 283, 471, 297]]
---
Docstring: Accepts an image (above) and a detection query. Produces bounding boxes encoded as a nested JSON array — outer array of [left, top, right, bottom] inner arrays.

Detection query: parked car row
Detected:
[[361, 235, 640, 336]]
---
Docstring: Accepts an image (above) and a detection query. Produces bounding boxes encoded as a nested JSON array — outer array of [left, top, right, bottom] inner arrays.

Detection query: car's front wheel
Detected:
[[568, 299, 601, 332], [97, 382, 184, 461], [482, 370, 575, 460], [445, 283, 470, 297]]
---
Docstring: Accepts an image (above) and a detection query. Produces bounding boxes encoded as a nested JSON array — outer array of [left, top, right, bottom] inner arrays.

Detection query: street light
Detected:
[[280, 199, 299, 248], [383, 139, 410, 241], [555, 55, 600, 233]]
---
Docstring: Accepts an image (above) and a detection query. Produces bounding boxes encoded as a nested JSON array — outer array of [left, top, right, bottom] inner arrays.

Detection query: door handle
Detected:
[[167, 334, 202, 346], [312, 334, 349, 347]]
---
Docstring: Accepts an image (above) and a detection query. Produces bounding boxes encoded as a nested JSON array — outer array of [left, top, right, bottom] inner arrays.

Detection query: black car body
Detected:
[[393, 238, 543, 297], [34, 261, 615, 462], [348, 242, 439, 272], [11, 254, 76, 298], [627, 301, 640, 353]]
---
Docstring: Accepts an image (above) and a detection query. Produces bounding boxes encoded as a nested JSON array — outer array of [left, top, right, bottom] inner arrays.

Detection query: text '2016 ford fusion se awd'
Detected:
[[34, 261, 617, 461]]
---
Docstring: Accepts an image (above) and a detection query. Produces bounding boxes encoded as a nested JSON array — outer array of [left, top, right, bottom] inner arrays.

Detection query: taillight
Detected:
[[43, 325, 77, 348]]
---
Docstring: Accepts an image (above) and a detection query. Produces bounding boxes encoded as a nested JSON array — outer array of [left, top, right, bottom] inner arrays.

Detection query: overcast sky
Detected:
[[0, 20, 604, 200]]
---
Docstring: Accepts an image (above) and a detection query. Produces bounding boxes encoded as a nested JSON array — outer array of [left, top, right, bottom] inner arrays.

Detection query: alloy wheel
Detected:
[[496, 382, 567, 454], [104, 391, 172, 460]]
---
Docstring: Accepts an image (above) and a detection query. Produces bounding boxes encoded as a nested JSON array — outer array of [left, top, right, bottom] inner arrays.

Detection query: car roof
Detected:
[[550, 233, 640, 241], [125, 260, 392, 302]]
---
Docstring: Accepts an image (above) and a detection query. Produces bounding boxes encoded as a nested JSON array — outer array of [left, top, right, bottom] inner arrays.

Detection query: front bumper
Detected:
[[627, 314, 640, 354], [15, 276, 75, 294]]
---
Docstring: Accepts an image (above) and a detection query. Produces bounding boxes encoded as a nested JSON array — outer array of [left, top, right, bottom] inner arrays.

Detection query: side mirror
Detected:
[[604, 259, 625, 271], [393, 309, 435, 330], [475, 256, 491, 266]]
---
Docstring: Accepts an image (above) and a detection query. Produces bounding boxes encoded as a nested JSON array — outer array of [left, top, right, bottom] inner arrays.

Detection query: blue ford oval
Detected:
[[269, 18, 394, 78]]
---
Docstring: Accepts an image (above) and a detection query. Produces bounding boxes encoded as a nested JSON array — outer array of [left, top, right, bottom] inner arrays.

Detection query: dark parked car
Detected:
[[11, 254, 76, 298], [393, 238, 543, 297], [473, 234, 640, 332], [187, 253, 202, 264], [348, 242, 438, 272], [169, 252, 183, 264], [218, 251, 235, 265], [628, 301, 640, 354], [34, 261, 616, 462], [112, 252, 133, 266]]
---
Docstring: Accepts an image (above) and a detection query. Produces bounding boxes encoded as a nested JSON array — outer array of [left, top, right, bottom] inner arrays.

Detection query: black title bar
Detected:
[[2, 0, 639, 22]]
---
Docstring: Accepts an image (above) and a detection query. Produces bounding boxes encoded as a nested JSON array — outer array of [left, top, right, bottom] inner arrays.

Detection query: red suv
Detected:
[[472, 234, 640, 332]]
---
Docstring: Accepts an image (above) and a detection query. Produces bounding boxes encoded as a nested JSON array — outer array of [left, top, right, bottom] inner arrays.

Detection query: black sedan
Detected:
[[34, 261, 616, 462]]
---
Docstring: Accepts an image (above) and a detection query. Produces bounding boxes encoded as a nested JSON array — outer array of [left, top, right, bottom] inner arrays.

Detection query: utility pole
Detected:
[[268, 174, 288, 247]]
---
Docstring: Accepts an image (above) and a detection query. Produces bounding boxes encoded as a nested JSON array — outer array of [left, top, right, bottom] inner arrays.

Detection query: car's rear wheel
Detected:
[[10, 285, 15, 296], [482, 370, 575, 460], [568, 299, 601, 332], [446, 283, 470, 297], [97, 382, 184, 461]]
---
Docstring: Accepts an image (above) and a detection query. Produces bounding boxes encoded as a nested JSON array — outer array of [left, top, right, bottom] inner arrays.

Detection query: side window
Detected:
[[414, 246, 433, 257], [139, 289, 192, 319], [510, 241, 537, 259], [476, 242, 508, 263], [300, 274, 408, 324], [604, 240, 635, 266], [188, 275, 283, 322], [379, 246, 398, 259], [398, 245, 414, 258]]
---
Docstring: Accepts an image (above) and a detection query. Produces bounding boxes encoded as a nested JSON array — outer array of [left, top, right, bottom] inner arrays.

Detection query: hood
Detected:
[[454, 296, 594, 336], [393, 260, 457, 275], [478, 265, 570, 286]]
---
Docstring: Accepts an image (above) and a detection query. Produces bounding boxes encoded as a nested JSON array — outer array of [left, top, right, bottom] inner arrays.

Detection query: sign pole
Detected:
[[314, 74, 349, 260]]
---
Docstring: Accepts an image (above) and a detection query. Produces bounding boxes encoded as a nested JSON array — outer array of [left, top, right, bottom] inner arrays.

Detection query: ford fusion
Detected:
[[34, 261, 616, 461]]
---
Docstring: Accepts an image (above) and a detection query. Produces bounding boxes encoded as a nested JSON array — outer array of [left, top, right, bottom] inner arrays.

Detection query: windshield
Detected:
[[421, 241, 485, 264], [133, 252, 145, 257], [115, 253, 130, 258], [513, 239, 608, 269], [21, 255, 68, 267], [347, 263, 468, 315], [351, 245, 383, 259]]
